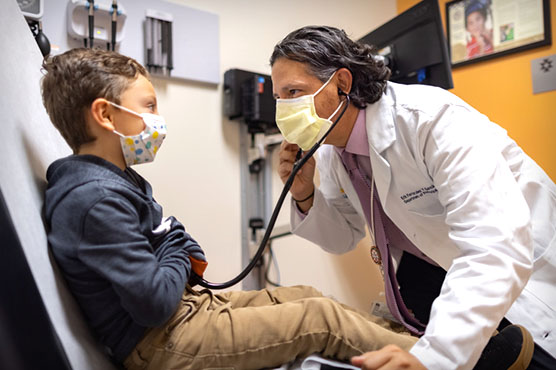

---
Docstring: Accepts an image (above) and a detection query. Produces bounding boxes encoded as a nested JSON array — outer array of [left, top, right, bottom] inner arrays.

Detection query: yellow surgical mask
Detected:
[[275, 71, 344, 150]]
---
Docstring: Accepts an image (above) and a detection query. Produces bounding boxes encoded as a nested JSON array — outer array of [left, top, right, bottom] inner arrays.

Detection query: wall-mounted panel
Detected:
[[41, 0, 220, 84]]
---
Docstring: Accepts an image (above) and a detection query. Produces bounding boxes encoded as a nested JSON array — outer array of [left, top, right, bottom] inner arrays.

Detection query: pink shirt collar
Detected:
[[335, 109, 369, 157]]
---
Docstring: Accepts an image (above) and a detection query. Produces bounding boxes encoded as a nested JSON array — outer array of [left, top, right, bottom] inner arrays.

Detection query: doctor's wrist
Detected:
[[292, 187, 315, 213], [292, 189, 314, 203]]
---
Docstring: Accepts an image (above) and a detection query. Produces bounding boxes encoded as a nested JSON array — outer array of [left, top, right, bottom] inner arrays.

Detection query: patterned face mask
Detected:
[[108, 101, 167, 167]]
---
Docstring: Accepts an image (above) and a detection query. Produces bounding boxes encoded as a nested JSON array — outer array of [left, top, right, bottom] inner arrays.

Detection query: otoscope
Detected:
[[85, 0, 95, 48], [198, 91, 350, 289], [109, 0, 118, 51]]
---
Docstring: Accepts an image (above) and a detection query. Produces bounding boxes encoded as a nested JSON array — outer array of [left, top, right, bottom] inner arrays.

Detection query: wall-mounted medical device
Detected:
[[224, 69, 277, 134], [67, 0, 126, 49], [17, 0, 50, 57], [144, 9, 173, 76], [17, 0, 44, 20], [216, 69, 284, 290]]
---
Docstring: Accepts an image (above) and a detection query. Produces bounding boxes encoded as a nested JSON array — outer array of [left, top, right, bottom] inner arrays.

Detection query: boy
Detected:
[[41, 47, 417, 369]]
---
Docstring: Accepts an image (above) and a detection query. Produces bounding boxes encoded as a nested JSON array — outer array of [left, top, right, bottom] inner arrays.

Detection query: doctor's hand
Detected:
[[278, 141, 316, 212], [351, 345, 426, 370]]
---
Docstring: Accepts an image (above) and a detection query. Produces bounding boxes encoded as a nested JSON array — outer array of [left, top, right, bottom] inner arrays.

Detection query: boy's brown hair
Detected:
[[41, 48, 148, 153]]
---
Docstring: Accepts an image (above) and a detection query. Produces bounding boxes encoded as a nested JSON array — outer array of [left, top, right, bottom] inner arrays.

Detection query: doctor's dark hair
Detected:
[[270, 25, 391, 108], [41, 48, 148, 154]]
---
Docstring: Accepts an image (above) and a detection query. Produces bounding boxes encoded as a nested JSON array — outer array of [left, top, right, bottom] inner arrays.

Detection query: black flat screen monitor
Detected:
[[359, 0, 454, 89]]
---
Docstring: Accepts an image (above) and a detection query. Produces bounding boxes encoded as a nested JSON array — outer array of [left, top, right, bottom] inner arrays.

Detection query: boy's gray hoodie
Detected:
[[45, 155, 205, 363]]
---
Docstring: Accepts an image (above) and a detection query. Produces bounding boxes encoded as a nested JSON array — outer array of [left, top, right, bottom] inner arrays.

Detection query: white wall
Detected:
[[136, 0, 397, 311], [0, 2, 119, 367]]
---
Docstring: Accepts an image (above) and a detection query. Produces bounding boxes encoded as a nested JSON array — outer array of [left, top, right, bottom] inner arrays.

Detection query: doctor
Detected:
[[271, 26, 556, 369]]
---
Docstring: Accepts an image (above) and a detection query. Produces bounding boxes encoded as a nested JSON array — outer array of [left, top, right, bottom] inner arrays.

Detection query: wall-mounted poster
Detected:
[[446, 0, 551, 67]]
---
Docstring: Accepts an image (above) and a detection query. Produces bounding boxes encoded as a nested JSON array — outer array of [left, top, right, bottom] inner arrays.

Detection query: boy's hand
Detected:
[[351, 345, 426, 370], [188, 272, 202, 288]]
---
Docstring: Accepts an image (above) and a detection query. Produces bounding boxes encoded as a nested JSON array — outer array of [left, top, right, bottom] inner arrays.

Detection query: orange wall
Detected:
[[397, 0, 556, 181]]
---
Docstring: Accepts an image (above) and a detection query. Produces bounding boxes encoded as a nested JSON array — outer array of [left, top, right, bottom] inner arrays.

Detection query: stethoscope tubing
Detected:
[[198, 93, 351, 289]]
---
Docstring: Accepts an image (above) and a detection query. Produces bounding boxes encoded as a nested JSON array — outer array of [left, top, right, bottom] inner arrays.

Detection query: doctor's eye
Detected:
[[289, 89, 301, 97]]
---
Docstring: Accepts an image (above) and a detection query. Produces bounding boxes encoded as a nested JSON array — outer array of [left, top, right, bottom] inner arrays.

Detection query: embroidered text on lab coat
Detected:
[[400, 185, 438, 204]]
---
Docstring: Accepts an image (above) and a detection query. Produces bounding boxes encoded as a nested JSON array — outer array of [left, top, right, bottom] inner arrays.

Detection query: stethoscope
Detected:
[[198, 90, 350, 289]]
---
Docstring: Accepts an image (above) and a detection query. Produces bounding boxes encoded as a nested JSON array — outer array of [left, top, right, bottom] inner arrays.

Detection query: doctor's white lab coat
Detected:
[[291, 82, 556, 369]]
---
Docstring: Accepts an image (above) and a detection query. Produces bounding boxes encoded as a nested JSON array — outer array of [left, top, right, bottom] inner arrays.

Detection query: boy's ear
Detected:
[[90, 98, 116, 131]]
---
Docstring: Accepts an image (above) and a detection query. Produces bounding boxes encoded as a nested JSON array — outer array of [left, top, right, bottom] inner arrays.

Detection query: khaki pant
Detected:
[[124, 285, 417, 370]]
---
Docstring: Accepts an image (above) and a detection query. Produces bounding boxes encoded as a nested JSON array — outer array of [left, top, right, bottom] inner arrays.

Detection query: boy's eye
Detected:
[[289, 89, 300, 96]]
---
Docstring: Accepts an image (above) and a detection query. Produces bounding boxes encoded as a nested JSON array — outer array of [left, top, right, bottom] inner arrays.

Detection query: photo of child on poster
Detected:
[[447, 0, 548, 66], [465, 0, 494, 58]]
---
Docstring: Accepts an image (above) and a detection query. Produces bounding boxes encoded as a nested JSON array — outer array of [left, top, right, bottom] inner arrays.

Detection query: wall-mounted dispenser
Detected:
[[144, 9, 173, 76]]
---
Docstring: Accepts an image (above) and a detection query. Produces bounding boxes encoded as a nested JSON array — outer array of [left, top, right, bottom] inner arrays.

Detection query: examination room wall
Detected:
[[135, 1, 397, 310], [399, 0, 556, 182]]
